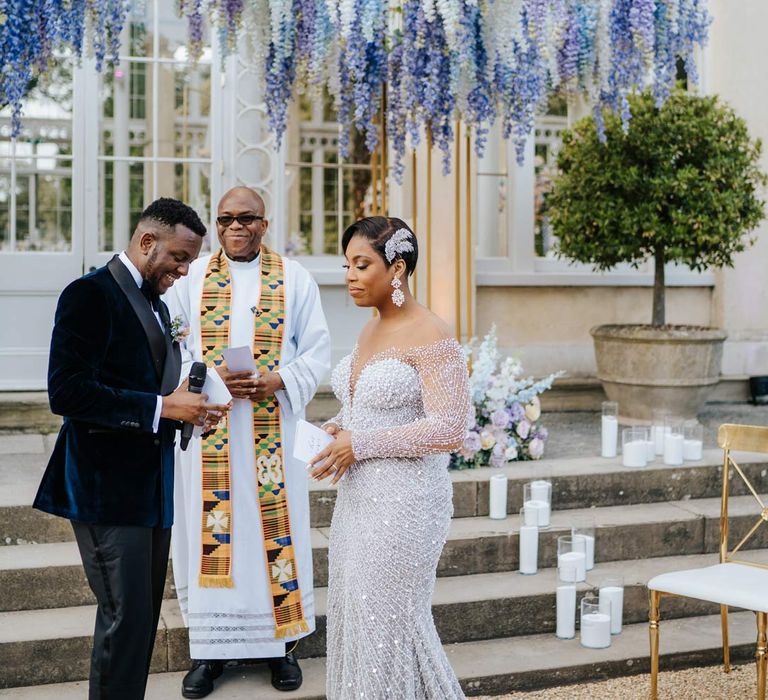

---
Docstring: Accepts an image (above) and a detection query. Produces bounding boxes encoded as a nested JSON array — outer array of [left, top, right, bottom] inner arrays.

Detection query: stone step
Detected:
[[1, 378, 751, 434], [4, 545, 752, 656], [4, 449, 768, 541], [0, 610, 762, 696], [0, 390, 340, 434], [4, 534, 749, 631], [3, 495, 768, 609]]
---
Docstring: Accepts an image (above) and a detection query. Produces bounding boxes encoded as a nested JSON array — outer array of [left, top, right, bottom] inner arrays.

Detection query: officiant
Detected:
[[165, 186, 330, 697]]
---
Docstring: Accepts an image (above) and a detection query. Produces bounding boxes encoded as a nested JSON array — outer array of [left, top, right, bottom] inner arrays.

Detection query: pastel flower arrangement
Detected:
[[451, 326, 563, 469]]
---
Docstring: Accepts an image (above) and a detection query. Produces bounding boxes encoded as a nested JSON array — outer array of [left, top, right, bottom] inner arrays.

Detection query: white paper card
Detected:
[[192, 368, 233, 438], [222, 345, 256, 373], [293, 419, 334, 463]]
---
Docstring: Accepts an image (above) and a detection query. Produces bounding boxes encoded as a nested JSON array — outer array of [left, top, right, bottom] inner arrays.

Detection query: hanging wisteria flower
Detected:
[[2, 0, 712, 176], [452, 325, 563, 469]]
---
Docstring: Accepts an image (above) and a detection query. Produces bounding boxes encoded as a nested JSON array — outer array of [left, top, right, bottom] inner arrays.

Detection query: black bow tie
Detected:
[[140, 280, 160, 312]]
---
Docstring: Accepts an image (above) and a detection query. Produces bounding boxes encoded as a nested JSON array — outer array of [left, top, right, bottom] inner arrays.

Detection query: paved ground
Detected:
[[481, 662, 757, 699]]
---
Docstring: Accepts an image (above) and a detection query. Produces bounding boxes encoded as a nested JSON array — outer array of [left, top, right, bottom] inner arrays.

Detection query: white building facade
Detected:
[[1, 0, 765, 392]]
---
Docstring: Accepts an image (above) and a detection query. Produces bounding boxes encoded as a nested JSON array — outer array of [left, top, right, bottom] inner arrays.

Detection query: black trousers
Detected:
[[72, 522, 171, 700]]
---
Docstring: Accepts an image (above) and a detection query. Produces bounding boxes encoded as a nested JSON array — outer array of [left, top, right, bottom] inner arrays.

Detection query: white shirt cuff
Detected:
[[152, 395, 163, 433]]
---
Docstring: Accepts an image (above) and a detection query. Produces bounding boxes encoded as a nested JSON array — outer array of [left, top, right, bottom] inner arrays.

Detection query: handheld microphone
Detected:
[[180, 361, 207, 451]]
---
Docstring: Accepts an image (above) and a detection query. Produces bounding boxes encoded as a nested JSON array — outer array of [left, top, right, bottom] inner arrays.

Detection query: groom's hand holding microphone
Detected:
[[161, 376, 230, 432], [309, 423, 355, 486]]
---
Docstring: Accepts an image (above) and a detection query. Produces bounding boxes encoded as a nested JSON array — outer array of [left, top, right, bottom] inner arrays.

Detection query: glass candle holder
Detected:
[[580, 595, 611, 649], [652, 409, 670, 456], [571, 516, 596, 571], [556, 566, 577, 639], [598, 576, 624, 635], [557, 535, 586, 582], [663, 416, 684, 466], [622, 426, 649, 468], [518, 509, 538, 576], [683, 422, 704, 461], [601, 401, 618, 458], [523, 480, 551, 529], [645, 430, 656, 462]]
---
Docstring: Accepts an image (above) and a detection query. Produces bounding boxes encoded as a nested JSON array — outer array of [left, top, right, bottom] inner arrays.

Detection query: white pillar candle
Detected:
[[622, 440, 647, 468], [580, 612, 612, 648], [556, 584, 576, 639], [664, 433, 684, 465], [653, 425, 668, 455], [599, 585, 624, 635], [645, 440, 655, 461], [489, 473, 508, 519], [601, 415, 618, 458], [558, 551, 586, 582], [519, 524, 538, 575], [582, 534, 595, 570], [523, 499, 550, 528], [683, 439, 703, 461], [529, 480, 551, 502]]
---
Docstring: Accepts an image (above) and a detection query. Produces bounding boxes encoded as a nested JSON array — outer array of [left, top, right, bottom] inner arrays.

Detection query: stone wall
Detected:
[[477, 286, 712, 378]]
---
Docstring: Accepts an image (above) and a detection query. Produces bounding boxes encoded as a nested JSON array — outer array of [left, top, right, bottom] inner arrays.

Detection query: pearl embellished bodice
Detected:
[[325, 338, 470, 699]]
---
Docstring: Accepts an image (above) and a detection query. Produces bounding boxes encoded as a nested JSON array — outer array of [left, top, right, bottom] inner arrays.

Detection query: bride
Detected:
[[309, 216, 470, 699]]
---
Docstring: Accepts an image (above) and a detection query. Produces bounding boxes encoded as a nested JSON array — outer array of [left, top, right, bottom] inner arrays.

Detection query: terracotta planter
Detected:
[[590, 325, 727, 421]]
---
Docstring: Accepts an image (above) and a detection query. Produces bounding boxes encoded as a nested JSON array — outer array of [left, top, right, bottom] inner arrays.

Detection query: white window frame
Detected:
[[475, 129, 714, 287]]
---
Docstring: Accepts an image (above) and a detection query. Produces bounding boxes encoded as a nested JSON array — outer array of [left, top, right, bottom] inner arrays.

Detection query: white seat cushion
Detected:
[[648, 562, 768, 612]]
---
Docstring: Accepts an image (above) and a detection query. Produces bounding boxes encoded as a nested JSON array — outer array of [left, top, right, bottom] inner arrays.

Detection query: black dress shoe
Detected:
[[267, 652, 303, 691], [182, 660, 224, 699]]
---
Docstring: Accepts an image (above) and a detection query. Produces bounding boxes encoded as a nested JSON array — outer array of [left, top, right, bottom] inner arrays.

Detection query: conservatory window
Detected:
[[95, 1, 214, 253], [0, 57, 74, 253], [284, 93, 375, 257]]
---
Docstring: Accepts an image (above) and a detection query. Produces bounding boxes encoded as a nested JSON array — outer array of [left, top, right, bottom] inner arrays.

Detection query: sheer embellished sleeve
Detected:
[[351, 339, 470, 460]]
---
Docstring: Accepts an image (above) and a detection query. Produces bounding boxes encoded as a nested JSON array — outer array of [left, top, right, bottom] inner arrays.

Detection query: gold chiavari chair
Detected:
[[647, 423, 768, 699]]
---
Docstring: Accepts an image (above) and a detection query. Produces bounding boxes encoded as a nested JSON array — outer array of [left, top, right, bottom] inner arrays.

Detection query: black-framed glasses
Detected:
[[216, 214, 264, 227]]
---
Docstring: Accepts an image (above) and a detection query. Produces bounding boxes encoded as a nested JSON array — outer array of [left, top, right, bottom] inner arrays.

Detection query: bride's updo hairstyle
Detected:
[[341, 216, 418, 276]]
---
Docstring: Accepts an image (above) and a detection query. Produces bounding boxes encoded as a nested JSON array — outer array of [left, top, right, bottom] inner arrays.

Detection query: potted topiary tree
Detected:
[[549, 90, 766, 420]]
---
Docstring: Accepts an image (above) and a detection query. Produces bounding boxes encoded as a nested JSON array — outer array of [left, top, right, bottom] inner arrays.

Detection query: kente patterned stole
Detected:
[[198, 247, 309, 639]]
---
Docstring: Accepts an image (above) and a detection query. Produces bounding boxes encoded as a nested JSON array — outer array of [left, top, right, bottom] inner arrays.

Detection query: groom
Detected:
[[34, 198, 230, 700]]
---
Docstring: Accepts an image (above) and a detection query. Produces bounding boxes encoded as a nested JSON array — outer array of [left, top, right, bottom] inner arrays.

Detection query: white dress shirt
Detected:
[[119, 251, 163, 433]]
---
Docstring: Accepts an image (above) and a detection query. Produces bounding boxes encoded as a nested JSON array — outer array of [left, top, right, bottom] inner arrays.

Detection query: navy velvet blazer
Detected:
[[34, 256, 181, 528]]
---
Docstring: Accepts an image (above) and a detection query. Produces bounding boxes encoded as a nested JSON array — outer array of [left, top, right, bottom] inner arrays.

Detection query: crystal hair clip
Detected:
[[384, 228, 415, 263]]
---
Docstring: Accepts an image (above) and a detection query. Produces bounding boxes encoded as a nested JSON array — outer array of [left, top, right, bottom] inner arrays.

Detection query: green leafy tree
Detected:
[[549, 90, 767, 326]]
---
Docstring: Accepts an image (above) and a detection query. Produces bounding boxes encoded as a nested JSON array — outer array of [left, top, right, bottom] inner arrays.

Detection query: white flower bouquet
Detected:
[[451, 325, 563, 469]]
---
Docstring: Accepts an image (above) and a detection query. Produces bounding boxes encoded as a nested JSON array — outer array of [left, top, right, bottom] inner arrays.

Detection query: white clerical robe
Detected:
[[165, 251, 330, 660]]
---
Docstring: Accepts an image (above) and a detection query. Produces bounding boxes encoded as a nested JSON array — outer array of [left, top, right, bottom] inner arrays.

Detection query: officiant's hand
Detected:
[[216, 365, 283, 401], [309, 430, 354, 485]]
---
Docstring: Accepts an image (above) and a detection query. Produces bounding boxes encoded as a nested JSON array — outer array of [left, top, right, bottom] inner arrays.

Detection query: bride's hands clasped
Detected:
[[309, 426, 355, 485]]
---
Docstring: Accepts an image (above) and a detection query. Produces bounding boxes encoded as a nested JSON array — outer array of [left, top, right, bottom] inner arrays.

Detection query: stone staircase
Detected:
[[2, 432, 768, 698]]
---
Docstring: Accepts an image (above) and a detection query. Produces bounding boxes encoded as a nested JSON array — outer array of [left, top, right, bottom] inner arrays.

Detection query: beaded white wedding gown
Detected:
[[325, 338, 470, 699]]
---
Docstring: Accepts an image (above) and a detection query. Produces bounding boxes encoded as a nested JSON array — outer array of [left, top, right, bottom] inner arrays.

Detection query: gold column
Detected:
[[426, 126, 432, 308], [454, 121, 462, 341], [380, 89, 388, 214], [465, 131, 473, 339], [411, 148, 418, 301], [371, 147, 379, 216]]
